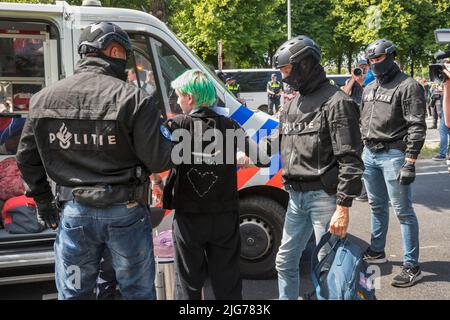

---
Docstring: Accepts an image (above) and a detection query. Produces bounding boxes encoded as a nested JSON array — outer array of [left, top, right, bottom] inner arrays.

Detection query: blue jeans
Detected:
[[54, 201, 155, 300], [362, 147, 419, 267], [276, 188, 336, 300], [438, 115, 450, 157]]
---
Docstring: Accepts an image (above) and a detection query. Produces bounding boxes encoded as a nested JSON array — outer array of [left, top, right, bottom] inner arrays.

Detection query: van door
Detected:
[[0, 20, 59, 244], [0, 20, 59, 149]]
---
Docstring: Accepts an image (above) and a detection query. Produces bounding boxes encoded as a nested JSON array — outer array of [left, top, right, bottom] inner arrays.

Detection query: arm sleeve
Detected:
[[402, 81, 427, 159], [16, 117, 53, 200], [327, 97, 364, 207], [132, 96, 173, 173]]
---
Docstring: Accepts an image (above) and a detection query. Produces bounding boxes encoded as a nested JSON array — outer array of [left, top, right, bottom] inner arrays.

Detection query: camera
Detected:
[[429, 29, 450, 83], [429, 50, 450, 83], [353, 67, 363, 77]]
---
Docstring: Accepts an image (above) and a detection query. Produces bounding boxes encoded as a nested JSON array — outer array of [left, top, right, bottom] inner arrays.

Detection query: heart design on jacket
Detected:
[[186, 168, 219, 198]]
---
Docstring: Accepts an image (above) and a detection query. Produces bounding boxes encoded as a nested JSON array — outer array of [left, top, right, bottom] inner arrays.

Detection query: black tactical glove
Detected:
[[397, 161, 416, 185], [163, 118, 181, 132], [34, 194, 60, 230]]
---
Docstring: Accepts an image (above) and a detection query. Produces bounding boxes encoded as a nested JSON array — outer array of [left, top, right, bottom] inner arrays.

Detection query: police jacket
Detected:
[[227, 83, 240, 97], [360, 67, 427, 159], [267, 81, 282, 99], [164, 107, 269, 213], [16, 57, 173, 200], [279, 68, 364, 207]]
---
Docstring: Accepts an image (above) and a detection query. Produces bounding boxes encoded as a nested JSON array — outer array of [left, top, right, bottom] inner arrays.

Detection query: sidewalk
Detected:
[[424, 116, 441, 150]]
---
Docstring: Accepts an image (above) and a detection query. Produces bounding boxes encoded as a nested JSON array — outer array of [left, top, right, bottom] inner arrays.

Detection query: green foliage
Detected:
[[3, 0, 450, 74], [168, 0, 285, 68]]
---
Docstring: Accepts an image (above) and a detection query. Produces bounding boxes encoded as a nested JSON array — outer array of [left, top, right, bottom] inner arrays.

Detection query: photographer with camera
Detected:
[[429, 46, 450, 162], [442, 61, 450, 128], [441, 61, 450, 172], [342, 59, 369, 105]]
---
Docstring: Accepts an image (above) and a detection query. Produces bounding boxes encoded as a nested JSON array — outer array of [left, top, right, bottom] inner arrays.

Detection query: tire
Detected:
[[239, 196, 286, 279]]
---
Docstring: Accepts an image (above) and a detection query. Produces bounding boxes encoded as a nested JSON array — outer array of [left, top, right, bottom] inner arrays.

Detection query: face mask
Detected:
[[282, 56, 324, 95], [282, 62, 303, 91], [370, 55, 396, 78], [101, 55, 128, 81]]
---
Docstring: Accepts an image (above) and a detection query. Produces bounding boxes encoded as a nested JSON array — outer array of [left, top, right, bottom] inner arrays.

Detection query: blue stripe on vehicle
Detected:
[[269, 152, 282, 178], [230, 105, 254, 126], [251, 118, 279, 143]]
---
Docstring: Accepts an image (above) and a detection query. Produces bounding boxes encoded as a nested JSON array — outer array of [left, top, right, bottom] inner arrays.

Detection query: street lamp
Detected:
[[287, 0, 292, 40], [435, 29, 450, 44]]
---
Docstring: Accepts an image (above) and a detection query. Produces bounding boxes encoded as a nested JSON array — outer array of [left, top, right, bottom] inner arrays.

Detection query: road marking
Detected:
[[420, 246, 439, 249], [42, 293, 58, 300], [416, 171, 449, 176]]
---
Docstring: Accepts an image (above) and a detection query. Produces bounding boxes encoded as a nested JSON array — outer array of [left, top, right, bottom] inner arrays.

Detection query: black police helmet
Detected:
[[273, 35, 321, 69], [78, 22, 132, 57], [365, 39, 396, 60]]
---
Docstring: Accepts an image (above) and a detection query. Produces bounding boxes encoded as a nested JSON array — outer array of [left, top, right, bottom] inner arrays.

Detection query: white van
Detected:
[[0, 0, 288, 285], [220, 68, 283, 111]]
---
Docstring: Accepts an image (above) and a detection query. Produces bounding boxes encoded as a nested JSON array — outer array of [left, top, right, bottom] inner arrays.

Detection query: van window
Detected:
[[151, 39, 189, 115], [127, 49, 157, 96], [0, 36, 46, 114], [0, 21, 58, 156], [151, 39, 225, 115]]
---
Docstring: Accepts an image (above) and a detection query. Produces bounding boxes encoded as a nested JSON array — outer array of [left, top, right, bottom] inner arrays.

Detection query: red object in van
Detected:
[[0, 157, 25, 201], [1, 195, 35, 228]]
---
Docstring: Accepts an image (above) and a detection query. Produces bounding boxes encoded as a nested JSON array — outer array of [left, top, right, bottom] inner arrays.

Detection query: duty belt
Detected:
[[285, 179, 324, 193], [364, 140, 406, 153], [56, 183, 149, 208]]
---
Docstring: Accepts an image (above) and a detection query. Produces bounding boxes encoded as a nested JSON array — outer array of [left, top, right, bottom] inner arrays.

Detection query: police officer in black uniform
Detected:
[[272, 36, 364, 300], [360, 39, 426, 288], [16, 22, 173, 299], [267, 73, 283, 115]]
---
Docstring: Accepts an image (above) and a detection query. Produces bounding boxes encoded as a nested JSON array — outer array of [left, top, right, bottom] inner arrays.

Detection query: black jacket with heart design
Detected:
[[164, 107, 268, 213]]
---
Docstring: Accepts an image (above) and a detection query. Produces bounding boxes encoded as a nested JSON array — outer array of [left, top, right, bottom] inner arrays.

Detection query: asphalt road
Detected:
[[1, 158, 448, 300]]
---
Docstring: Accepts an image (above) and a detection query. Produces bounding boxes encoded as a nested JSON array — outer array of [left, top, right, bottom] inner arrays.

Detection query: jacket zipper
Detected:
[[288, 96, 302, 174], [317, 111, 322, 174], [366, 85, 379, 139]]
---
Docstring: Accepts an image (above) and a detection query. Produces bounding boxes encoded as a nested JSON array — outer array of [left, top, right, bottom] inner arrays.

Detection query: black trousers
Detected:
[[268, 97, 280, 115], [173, 210, 242, 300]]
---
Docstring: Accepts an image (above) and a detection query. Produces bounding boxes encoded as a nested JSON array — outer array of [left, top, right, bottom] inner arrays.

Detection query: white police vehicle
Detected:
[[0, 0, 290, 286]]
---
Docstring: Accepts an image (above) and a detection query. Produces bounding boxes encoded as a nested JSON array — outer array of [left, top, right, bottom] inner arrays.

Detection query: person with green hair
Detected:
[[159, 69, 269, 300]]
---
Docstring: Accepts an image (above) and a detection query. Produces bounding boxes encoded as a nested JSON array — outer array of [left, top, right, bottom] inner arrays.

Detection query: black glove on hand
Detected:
[[35, 195, 60, 230], [163, 118, 181, 132], [397, 161, 416, 185]]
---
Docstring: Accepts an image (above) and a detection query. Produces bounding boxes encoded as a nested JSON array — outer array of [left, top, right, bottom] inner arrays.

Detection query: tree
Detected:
[[168, 0, 285, 68]]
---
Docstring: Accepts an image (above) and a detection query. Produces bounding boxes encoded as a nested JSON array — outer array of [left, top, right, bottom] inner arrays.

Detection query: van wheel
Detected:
[[239, 196, 285, 279]]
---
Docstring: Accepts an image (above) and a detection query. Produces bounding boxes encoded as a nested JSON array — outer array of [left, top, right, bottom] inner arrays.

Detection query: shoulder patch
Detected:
[[160, 124, 172, 141]]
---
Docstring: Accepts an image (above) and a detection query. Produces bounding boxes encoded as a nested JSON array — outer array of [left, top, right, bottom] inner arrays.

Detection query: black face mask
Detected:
[[282, 62, 303, 91], [100, 54, 128, 81], [370, 54, 396, 78], [282, 56, 326, 95]]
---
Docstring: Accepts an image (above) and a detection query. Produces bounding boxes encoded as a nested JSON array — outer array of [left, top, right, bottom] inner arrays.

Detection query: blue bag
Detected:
[[311, 232, 376, 300]]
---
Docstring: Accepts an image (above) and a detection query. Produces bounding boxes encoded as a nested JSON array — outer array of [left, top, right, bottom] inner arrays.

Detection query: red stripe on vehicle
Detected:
[[164, 209, 173, 217], [266, 169, 283, 188], [237, 167, 260, 190]]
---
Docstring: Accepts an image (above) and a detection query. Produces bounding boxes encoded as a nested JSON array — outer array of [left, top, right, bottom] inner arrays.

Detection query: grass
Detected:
[[419, 144, 440, 158]]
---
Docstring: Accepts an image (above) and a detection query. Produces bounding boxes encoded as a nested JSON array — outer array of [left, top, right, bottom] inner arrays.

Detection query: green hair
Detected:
[[171, 69, 216, 107]]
